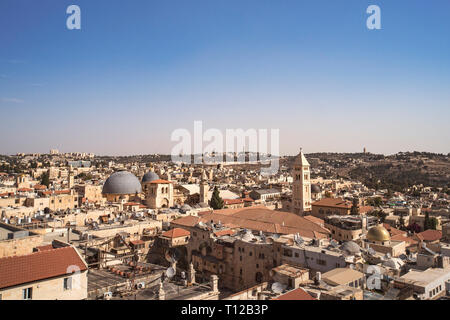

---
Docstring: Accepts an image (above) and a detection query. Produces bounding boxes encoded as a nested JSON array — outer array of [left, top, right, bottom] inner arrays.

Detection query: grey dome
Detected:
[[311, 184, 321, 193], [340, 241, 361, 255], [142, 171, 159, 183], [102, 171, 142, 195], [180, 204, 192, 212]]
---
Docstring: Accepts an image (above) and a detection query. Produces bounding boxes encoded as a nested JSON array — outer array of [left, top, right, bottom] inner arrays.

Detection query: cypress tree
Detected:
[[210, 186, 224, 210]]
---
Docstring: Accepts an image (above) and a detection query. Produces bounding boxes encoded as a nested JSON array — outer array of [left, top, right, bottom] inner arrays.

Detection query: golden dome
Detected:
[[367, 226, 391, 242]]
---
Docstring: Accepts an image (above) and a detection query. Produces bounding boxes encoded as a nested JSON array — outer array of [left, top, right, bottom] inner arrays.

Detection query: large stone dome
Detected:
[[367, 226, 391, 242], [102, 171, 142, 195], [142, 171, 159, 183]]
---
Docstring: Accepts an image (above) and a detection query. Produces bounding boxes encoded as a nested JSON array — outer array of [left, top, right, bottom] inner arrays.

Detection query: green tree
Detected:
[[424, 212, 433, 230], [350, 197, 360, 215], [40, 170, 50, 187], [210, 186, 224, 210], [428, 217, 438, 230]]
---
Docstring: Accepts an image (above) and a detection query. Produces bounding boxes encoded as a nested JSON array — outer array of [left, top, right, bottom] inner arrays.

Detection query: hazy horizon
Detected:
[[1, 1, 449, 156]]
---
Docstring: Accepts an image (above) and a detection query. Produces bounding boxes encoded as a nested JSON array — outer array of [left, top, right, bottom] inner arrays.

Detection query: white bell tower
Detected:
[[292, 148, 312, 215]]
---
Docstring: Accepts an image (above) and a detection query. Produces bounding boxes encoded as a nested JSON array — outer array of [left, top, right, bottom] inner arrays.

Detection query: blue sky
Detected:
[[1, 0, 449, 156]]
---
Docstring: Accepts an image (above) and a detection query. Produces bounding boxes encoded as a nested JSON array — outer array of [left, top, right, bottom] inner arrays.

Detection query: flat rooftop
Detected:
[[400, 267, 450, 286]]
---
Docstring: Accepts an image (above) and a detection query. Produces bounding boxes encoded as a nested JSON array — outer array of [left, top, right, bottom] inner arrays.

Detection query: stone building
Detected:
[[0, 243, 88, 300]]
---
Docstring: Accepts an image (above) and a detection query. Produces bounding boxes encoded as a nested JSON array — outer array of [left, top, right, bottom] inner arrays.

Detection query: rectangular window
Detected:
[[23, 287, 32, 300], [63, 277, 72, 291], [316, 259, 327, 266], [283, 249, 293, 257]]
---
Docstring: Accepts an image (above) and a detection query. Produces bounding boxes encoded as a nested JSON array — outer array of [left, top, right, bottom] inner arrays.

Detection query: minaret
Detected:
[[199, 170, 209, 204], [292, 148, 312, 215]]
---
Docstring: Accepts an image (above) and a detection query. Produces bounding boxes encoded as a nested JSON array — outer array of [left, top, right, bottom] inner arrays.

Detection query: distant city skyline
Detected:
[[1, 1, 449, 156]]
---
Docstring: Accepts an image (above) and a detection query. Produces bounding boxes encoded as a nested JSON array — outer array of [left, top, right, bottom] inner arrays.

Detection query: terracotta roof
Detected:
[[383, 223, 406, 236], [391, 234, 418, 245], [149, 179, 171, 184], [0, 192, 14, 197], [41, 190, 71, 196], [416, 229, 442, 242], [161, 228, 190, 238], [272, 288, 316, 300], [34, 245, 54, 252], [33, 184, 47, 190], [17, 188, 33, 192], [198, 210, 212, 216], [130, 240, 144, 246], [224, 199, 244, 205], [304, 215, 324, 226], [214, 229, 236, 237], [123, 202, 141, 206], [171, 206, 330, 239], [0, 246, 87, 289], [312, 198, 351, 209]]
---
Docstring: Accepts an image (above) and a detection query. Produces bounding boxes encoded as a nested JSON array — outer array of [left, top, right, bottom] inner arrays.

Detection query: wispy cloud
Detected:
[[1, 97, 24, 103]]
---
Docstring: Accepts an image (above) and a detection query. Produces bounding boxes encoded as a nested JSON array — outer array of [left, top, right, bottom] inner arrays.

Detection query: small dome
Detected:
[[367, 226, 391, 242], [142, 171, 159, 183], [180, 204, 192, 212], [311, 184, 321, 193], [102, 171, 142, 195], [340, 241, 361, 255]]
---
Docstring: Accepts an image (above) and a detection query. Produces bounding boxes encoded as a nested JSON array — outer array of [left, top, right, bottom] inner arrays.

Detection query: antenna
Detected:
[[294, 234, 304, 246]]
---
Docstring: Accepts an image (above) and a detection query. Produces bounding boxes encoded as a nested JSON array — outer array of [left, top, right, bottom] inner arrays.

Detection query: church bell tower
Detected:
[[292, 148, 312, 215]]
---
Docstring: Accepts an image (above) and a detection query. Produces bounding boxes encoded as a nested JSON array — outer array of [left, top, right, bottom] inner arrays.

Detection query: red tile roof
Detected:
[[0, 246, 87, 289], [161, 228, 190, 239], [383, 223, 406, 237], [416, 229, 442, 242], [149, 179, 171, 184], [272, 288, 316, 300], [41, 190, 71, 196], [171, 206, 330, 239], [304, 215, 324, 226], [391, 234, 418, 245], [312, 198, 352, 209], [214, 229, 236, 237], [35, 245, 54, 252], [224, 199, 244, 205]]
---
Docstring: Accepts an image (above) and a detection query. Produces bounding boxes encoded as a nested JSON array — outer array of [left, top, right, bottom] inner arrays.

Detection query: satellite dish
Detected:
[[165, 248, 180, 263], [329, 240, 339, 248], [181, 271, 186, 279], [166, 267, 175, 279], [368, 247, 376, 256], [385, 252, 391, 259], [399, 254, 407, 261], [271, 282, 286, 294]]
